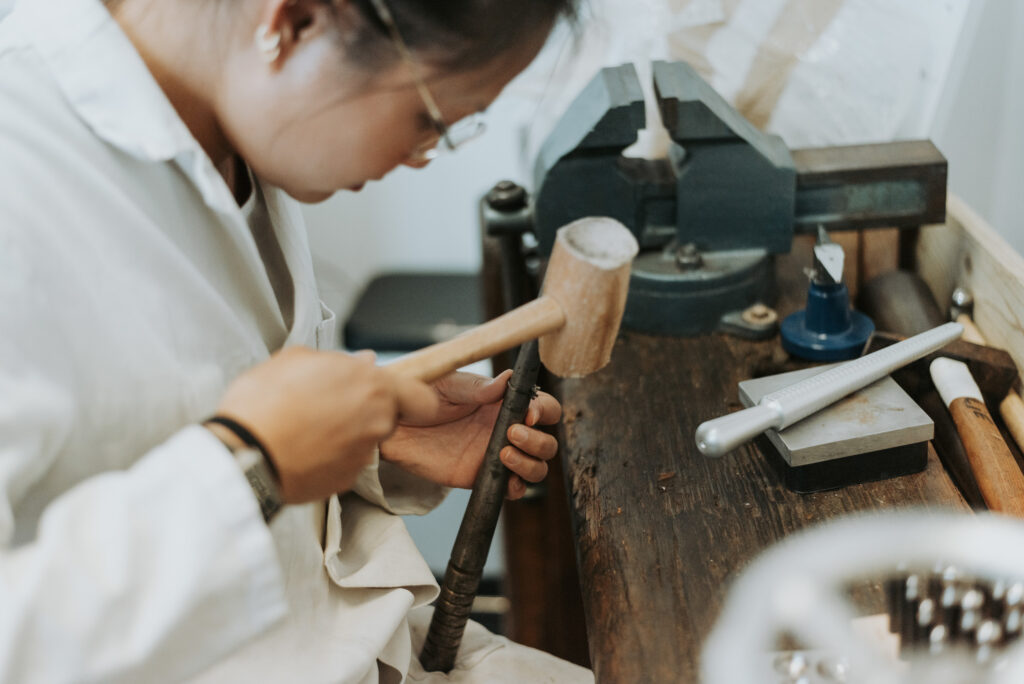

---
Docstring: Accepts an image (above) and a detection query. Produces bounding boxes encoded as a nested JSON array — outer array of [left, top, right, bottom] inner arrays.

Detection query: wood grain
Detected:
[[949, 397, 1024, 517], [917, 195, 1024, 373], [488, 211, 998, 681], [558, 329, 968, 683], [539, 221, 635, 378], [858, 227, 900, 284], [548, 237, 969, 682], [501, 447, 591, 667]]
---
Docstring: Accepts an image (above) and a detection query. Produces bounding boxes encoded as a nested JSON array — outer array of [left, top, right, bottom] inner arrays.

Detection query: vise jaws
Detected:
[[519, 61, 947, 336]]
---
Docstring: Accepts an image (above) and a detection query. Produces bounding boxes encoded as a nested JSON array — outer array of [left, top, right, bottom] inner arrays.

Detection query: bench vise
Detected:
[[496, 61, 947, 336]]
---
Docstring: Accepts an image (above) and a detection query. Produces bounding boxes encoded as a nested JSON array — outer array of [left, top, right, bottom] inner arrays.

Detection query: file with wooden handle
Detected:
[[930, 357, 1024, 517]]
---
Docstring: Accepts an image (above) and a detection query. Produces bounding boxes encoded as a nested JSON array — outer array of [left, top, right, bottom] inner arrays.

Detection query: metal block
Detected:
[[739, 364, 933, 468]]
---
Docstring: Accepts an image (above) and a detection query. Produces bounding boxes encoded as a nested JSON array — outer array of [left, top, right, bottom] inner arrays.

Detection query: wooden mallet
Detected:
[[387, 216, 638, 383], [386, 217, 637, 673]]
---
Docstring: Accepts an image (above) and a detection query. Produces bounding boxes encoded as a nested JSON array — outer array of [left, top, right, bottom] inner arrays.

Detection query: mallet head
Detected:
[[539, 217, 638, 378]]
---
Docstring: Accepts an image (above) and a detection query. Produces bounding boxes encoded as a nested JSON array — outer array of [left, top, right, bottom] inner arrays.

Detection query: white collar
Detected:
[[9, 0, 241, 215]]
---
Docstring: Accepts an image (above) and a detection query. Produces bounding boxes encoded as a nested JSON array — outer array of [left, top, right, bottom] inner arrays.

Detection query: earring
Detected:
[[255, 24, 282, 63]]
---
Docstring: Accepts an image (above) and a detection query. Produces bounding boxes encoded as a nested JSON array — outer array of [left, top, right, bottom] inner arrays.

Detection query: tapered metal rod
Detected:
[[419, 340, 542, 673], [696, 322, 963, 457]]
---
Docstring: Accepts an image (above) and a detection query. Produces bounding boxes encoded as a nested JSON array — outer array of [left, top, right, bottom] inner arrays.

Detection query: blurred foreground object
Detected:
[[703, 511, 1024, 683]]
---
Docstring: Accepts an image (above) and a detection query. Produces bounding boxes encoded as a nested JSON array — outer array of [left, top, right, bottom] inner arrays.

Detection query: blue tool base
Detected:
[[780, 310, 874, 361]]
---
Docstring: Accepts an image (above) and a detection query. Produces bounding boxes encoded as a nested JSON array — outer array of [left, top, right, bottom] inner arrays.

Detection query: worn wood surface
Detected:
[[557, 330, 969, 683], [486, 208, 1001, 678], [502, 450, 591, 667], [858, 227, 901, 284], [556, 236, 971, 683]]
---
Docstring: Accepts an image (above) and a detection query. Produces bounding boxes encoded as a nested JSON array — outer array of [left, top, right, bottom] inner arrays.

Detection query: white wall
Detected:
[[931, 0, 1024, 255]]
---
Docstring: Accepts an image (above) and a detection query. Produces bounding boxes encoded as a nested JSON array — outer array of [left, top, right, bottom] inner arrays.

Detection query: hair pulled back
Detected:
[[346, 0, 578, 70]]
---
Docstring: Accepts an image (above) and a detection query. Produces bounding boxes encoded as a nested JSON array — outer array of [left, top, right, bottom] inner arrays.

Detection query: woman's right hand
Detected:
[[209, 346, 438, 504]]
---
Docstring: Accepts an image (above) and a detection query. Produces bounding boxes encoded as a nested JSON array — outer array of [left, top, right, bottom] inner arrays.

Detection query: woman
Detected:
[[0, 0, 591, 681]]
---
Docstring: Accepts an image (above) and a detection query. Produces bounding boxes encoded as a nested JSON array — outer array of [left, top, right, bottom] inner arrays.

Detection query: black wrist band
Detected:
[[204, 415, 280, 480]]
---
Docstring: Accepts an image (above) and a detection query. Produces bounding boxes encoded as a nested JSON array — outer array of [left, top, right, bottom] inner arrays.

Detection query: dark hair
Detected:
[[346, 0, 578, 70]]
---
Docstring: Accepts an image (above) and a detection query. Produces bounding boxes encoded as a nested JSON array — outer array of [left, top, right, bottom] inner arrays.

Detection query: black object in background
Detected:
[[343, 273, 483, 351]]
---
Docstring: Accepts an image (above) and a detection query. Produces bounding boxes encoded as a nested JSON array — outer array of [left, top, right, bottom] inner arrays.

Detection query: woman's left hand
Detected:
[[378, 370, 561, 500]]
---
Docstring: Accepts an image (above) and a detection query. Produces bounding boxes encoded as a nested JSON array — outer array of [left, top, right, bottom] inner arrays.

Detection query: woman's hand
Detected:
[[210, 347, 438, 504], [378, 370, 562, 500]]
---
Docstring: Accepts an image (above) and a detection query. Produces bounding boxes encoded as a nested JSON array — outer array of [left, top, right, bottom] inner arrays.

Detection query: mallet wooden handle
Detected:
[[386, 296, 565, 383], [931, 358, 1024, 517]]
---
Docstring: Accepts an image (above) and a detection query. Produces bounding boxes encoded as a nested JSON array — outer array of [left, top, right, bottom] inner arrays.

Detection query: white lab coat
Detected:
[[0, 0, 592, 682]]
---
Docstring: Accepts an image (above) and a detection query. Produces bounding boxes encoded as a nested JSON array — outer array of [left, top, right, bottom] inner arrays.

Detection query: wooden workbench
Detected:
[[548, 231, 975, 683], [556, 329, 968, 682], [489, 197, 1024, 682]]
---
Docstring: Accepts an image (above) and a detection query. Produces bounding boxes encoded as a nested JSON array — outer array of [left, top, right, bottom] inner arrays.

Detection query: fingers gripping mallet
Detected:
[[402, 217, 638, 673]]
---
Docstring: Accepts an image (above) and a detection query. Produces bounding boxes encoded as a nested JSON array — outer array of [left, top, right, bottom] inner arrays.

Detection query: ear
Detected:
[[254, 0, 349, 67]]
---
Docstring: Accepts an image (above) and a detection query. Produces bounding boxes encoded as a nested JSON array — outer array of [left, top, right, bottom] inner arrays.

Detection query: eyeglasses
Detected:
[[367, 0, 487, 162]]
